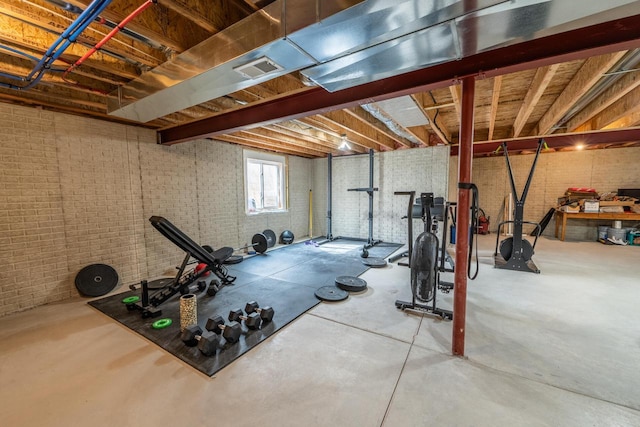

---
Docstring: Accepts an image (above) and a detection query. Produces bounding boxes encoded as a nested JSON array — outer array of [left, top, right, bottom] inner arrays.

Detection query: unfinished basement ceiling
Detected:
[[1, 0, 640, 157]]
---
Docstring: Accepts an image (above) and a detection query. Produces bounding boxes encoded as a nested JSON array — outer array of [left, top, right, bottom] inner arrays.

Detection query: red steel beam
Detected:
[[159, 14, 640, 145], [452, 76, 475, 356], [450, 127, 640, 156]]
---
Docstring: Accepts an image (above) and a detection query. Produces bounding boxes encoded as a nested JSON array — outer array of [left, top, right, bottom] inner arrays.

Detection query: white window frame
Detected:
[[243, 150, 287, 215]]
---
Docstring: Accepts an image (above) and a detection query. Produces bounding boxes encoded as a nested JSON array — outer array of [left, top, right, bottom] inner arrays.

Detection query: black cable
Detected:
[[458, 182, 480, 280]]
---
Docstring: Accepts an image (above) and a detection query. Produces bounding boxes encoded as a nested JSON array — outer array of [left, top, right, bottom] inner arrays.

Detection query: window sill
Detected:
[[246, 210, 288, 216]]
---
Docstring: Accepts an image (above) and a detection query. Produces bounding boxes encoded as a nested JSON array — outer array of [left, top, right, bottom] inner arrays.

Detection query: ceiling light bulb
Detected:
[[339, 134, 350, 151]]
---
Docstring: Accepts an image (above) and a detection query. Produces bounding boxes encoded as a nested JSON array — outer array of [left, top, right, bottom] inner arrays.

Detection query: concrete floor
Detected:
[[1, 235, 639, 426]]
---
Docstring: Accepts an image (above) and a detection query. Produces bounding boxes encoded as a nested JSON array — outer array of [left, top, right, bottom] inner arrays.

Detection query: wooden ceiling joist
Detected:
[[513, 64, 560, 137], [487, 75, 502, 141], [534, 51, 627, 135]]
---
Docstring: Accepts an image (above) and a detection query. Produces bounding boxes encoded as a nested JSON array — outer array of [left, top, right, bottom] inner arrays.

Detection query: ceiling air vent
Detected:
[[233, 57, 283, 79]]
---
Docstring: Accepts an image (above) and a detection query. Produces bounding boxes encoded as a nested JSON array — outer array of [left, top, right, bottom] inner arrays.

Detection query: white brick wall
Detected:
[[312, 146, 450, 245], [0, 105, 313, 317], [450, 147, 640, 241]]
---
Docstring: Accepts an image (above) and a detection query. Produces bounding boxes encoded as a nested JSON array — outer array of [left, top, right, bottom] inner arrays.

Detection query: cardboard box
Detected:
[[561, 205, 580, 213]]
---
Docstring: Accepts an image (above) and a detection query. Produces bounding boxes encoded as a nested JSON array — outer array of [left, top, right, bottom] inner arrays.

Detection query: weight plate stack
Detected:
[[335, 276, 367, 292]]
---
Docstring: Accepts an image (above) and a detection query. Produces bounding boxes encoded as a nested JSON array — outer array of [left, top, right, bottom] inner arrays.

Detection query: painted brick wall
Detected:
[[0, 105, 67, 314], [0, 105, 313, 317], [312, 146, 450, 245], [449, 147, 640, 241]]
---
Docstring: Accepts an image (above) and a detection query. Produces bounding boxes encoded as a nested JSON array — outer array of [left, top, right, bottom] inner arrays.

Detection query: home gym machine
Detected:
[[321, 149, 383, 257], [390, 191, 455, 275], [395, 192, 453, 320], [125, 216, 236, 318], [494, 139, 544, 274]]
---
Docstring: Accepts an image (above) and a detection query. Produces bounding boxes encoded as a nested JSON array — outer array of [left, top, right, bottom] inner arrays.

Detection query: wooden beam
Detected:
[[216, 133, 318, 158], [304, 115, 381, 152], [488, 75, 502, 141], [576, 85, 640, 131], [449, 84, 461, 120], [602, 110, 640, 130], [244, 126, 335, 154], [565, 69, 640, 131], [512, 64, 559, 137], [323, 110, 396, 150], [535, 51, 627, 135]]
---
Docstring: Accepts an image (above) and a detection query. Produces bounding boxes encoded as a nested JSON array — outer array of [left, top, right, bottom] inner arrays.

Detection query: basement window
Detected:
[[243, 150, 287, 214]]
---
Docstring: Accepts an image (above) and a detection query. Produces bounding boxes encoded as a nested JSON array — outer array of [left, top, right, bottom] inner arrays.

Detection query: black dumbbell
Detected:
[[205, 315, 242, 344], [244, 301, 275, 323], [180, 324, 220, 356], [206, 279, 221, 297], [228, 309, 262, 330], [180, 280, 207, 295]]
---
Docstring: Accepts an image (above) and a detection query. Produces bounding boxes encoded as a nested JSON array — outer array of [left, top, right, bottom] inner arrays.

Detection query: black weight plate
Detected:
[[223, 255, 244, 265], [335, 276, 367, 292], [75, 263, 119, 297], [361, 257, 387, 268], [252, 233, 268, 253], [263, 229, 276, 248], [315, 286, 349, 302]]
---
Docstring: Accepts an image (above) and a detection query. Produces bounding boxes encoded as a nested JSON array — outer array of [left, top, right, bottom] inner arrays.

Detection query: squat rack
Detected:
[[323, 149, 382, 252]]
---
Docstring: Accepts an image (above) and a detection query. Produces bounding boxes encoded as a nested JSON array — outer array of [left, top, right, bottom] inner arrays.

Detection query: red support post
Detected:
[[452, 76, 475, 356]]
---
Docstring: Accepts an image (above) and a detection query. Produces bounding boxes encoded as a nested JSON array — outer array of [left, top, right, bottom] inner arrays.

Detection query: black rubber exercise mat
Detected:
[[89, 239, 401, 376]]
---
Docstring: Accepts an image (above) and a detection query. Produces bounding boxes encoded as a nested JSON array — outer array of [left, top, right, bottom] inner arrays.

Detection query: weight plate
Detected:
[[335, 276, 367, 292], [252, 233, 268, 254], [152, 318, 173, 329], [223, 255, 244, 265], [315, 286, 349, 302], [122, 295, 140, 304], [362, 257, 387, 268], [75, 264, 119, 297], [263, 229, 276, 248]]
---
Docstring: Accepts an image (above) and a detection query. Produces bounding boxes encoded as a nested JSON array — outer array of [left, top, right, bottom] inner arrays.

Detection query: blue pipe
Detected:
[[0, 44, 41, 62], [26, 0, 111, 81]]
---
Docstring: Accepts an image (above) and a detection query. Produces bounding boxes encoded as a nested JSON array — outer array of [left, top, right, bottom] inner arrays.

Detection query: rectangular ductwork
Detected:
[[108, 0, 640, 123]]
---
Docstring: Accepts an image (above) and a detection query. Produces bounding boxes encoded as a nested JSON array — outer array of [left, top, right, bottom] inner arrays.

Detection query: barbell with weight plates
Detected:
[[234, 233, 269, 254]]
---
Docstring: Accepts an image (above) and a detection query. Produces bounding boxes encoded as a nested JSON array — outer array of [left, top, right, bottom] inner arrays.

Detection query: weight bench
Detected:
[[126, 216, 236, 318]]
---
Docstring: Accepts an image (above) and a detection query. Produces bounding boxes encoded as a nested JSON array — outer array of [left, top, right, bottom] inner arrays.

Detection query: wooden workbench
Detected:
[[554, 209, 640, 241]]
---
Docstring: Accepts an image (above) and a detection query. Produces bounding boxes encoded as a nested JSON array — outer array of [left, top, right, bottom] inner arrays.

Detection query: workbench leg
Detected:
[[561, 214, 567, 241]]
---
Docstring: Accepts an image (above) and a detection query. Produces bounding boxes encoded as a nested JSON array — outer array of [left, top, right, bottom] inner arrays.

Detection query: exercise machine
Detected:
[[494, 139, 544, 274], [321, 149, 383, 257], [395, 193, 453, 320], [126, 216, 236, 318], [390, 191, 455, 275]]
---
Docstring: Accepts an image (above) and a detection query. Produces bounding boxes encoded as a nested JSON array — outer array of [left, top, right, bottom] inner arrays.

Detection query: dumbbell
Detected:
[[244, 301, 275, 323], [180, 324, 220, 356], [206, 278, 221, 297], [205, 315, 242, 344], [180, 280, 207, 295], [228, 309, 262, 330]]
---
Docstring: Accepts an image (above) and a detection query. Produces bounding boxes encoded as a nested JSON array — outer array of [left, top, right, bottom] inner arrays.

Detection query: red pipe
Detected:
[[452, 76, 475, 356], [63, 0, 155, 78]]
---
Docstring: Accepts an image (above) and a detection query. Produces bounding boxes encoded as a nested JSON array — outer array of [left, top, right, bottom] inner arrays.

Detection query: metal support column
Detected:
[[326, 153, 333, 240], [452, 76, 475, 356]]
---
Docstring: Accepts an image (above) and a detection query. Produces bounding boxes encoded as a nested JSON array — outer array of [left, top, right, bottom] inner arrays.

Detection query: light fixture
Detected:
[[338, 134, 351, 151], [575, 143, 585, 151]]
